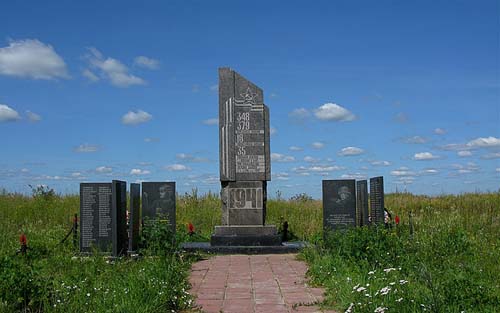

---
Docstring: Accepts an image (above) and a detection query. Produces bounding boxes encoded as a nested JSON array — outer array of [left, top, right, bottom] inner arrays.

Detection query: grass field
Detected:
[[1, 188, 499, 312]]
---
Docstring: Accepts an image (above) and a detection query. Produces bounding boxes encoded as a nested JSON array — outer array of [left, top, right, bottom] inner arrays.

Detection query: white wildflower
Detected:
[[399, 280, 408, 285], [383, 267, 396, 273], [345, 302, 355, 313], [396, 297, 403, 302], [356, 286, 366, 292], [86, 293, 90, 297], [379, 286, 391, 295], [389, 282, 396, 286], [368, 270, 375, 275], [374, 307, 388, 313]]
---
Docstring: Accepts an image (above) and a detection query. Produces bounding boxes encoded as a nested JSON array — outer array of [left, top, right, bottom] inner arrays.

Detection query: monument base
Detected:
[[210, 225, 282, 246], [181, 241, 307, 254]]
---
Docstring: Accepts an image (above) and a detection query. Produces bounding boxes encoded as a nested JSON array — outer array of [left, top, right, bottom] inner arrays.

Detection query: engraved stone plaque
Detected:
[[221, 181, 266, 225], [219, 68, 271, 182], [142, 182, 176, 233], [128, 183, 140, 252], [370, 176, 385, 225], [323, 180, 357, 231], [356, 180, 369, 226]]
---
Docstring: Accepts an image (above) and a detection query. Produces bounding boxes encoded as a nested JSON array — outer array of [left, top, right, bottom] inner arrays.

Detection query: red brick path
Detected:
[[189, 254, 336, 313]]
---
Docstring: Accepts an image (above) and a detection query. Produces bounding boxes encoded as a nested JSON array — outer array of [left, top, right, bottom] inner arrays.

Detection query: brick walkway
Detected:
[[189, 254, 336, 313]]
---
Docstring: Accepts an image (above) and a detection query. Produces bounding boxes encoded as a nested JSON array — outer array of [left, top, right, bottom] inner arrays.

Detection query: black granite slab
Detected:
[[356, 180, 369, 226], [128, 183, 140, 252], [370, 176, 385, 225], [112, 180, 127, 256], [322, 180, 357, 231], [142, 182, 176, 233]]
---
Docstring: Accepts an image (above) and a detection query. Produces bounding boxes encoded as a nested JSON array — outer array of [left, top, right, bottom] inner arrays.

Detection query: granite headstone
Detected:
[[369, 176, 385, 225], [142, 182, 176, 233], [323, 180, 357, 231], [356, 180, 369, 226], [128, 183, 140, 253], [111, 180, 128, 256]]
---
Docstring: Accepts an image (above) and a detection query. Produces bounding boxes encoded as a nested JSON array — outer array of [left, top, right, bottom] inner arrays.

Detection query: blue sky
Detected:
[[0, 1, 498, 198]]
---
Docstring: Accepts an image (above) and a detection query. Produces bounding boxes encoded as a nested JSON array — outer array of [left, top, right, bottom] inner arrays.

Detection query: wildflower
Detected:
[[86, 293, 90, 297], [383, 268, 396, 273], [345, 302, 354, 313], [395, 215, 400, 225], [374, 306, 388, 313], [389, 282, 396, 286], [396, 298, 403, 302], [353, 284, 360, 290], [399, 280, 408, 285], [356, 287, 366, 292], [368, 271, 375, 275], [379, 286, 391, 295], [365, 293, 371, 297]]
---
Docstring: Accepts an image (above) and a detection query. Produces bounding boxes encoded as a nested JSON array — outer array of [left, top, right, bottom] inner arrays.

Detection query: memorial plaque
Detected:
[[128, 183, 140, 252], [221, 181, 266, 225], [322, 180, 357, 231], [80, 183, 113, 253], [219, 67, 271, 182], [356, 180, 369, 226], [142, 182, 176, 233], [111, 180, 128, 256], [370, 176, 385, 225]]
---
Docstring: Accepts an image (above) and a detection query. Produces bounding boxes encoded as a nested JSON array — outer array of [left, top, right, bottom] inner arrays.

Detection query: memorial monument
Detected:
[[356, 180, 369, 226], [369, 176, 385, 225], [210, 67, 280, 246], [322, 179, 357, 231], [142, 182, 176, 234], [80, 180, 127, 256]]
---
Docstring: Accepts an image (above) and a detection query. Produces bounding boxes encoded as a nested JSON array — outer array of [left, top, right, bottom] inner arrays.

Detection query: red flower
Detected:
[[188, 222, 195, 234], [395, 215, 400, 225], [19, 233, 27, 245]]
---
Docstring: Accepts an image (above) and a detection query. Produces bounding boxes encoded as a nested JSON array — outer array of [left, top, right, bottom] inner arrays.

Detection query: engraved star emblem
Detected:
[[240, 87, 256, 102]]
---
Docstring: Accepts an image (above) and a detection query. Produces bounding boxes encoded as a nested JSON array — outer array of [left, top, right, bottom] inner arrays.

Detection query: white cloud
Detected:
[[481, 152, 500, 159], [202, 118, 218, 126], [133, 56, 160, 70], [289, 146, 303, 151], [71, 172, 83, 178], [144, 137, 159, 143], [450, 162, 480, 175], [130, 168, 151, 176], [289, 108, 310, 123], [434, 128, 446, 135], [466, 136, 500, 148], [273, 172, 290, 180], [413, 152, 440, 160], [121, 110, 152, 125], [370, 160, 391, 166], [304, 156, 320, 163], [0, 104, 20, 122], [401, 136, 428, 144], [0, 39, 69, 80], [308, 165, 345, 172], [210, 84, 218, 91], [394, 112, 408, 123], [496, 168, 500, 173], [74, 144, 100, 153], [96, 166, 112, 173], [338, 146, 364, 156], [85, 47, 145, 87], [341, 173, 367, 180], [457, 150, 472, 157], [164, 164, 191, 171], [26, 110, 41, 122], [82, 69, 99, 82], [391, 167, 416, 176], [421, 168, 439, 175], [176, 153, 209, 163], [271, 153, 295, 162], [314, 103, 355, 122], [270, 127, 277, 136], [311, 142, 324, 149]]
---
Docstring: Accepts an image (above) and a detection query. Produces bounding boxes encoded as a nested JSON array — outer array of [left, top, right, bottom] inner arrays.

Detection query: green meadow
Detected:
[[0, 189, 499, 312]]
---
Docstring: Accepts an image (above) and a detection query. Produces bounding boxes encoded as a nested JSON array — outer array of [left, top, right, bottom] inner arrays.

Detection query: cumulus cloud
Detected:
[[293, 165, 344, 173], [271, 153, 295, 162], [391, 167, 416, 177], [341, 173, 367, 180], [401, 136, 428, 144], [210, 84, 218, 91], [311, 142, 324, 149], [413, 152, 440, 160], [176, 153, 210, 163], [164, 164, 191, 171], [496, 168, 500, 173], [85, 47, 145, 87], [130, 168, 151, 176], [457, 150, 472, 157], [481, 152, 500, 159], [144, 137, 159, 143], [370, 160, 391, 166], [289, 146, 303, 151], [82, 69, 99, 82], [289, 108, 310, 123], [96, 166, 112, 173], [0, 104, 20, 122], [74, 143, 100, 153], [202, 118, 218, 126], [338, 146, 364, 156], [270, 127, 277, 136], [273, 172, 290, 180], [314, 103, 355, 122], [421, 168, 439, 175], [450, 162, 480, 175], [304, 156, 320, 163], [434, 128, 446, 135], [26, 110, 41, 122], [466, 136, 500, 148], [0, 39, 69, 80], [121, 110, 152, 125], [133, 56, 160, 70]]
